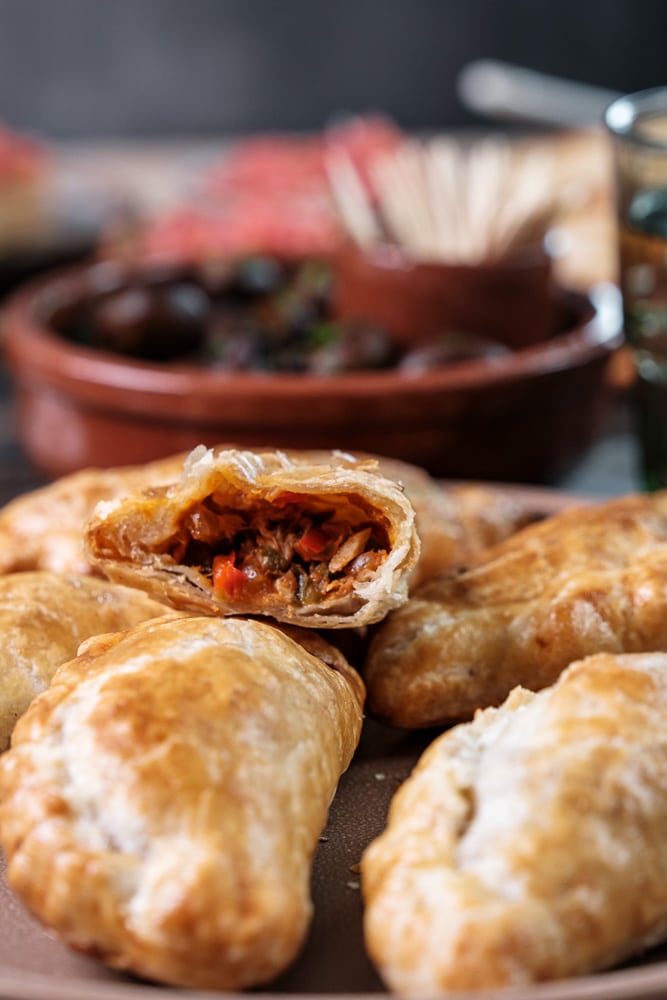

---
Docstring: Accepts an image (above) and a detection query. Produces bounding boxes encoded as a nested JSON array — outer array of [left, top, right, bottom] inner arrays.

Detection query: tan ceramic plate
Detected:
[[0, 485, 664, 1000]]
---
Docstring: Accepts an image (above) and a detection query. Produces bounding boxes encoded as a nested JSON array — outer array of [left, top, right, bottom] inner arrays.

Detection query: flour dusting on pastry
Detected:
[[362, 651, 667, 992], [365, 490, 667, 726], [0, 616, 364, 990]]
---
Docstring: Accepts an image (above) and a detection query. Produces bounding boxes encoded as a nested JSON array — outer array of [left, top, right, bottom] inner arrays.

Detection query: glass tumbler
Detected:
[[606, 87, 667, 490]]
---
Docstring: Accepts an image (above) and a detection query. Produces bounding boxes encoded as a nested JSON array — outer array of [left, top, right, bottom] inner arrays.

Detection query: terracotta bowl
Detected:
[[334, 243, 556, 351], [1, 259, 623, 484]]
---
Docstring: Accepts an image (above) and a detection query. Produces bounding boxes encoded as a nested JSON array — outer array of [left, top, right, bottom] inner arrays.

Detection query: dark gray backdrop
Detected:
[[0, 0, 664, 138]]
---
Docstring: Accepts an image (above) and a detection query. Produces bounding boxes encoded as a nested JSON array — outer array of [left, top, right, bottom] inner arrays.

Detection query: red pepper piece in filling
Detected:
[[272, 491, 310, 506], [294, 528, 329, 561], [212, 553, 246, 596]]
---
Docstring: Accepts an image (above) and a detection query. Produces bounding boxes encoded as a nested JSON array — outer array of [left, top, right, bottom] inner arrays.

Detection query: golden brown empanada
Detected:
[[362, 651, 667, 992], [0, 615, 364, 990], [0, 570, 180, 750], [84, 445, 419, 628], [365, 490, 667, 727], [0, 453, 188, 576]]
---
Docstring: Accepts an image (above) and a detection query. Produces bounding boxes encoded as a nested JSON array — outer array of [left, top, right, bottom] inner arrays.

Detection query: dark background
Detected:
[[0, 0, 665, 139]]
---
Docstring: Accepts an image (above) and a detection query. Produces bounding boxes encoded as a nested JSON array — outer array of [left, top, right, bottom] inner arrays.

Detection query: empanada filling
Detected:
[[167, 489, 390, 607]]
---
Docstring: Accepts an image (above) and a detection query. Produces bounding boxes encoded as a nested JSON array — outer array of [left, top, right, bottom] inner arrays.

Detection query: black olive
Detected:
[[89, 282, 210, 361], [233, 256, 287, 297], [205, 326, 272, 370]]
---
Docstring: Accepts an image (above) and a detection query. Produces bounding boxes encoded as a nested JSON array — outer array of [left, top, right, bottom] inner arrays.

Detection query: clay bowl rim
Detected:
[[1, 260, 623, 413]]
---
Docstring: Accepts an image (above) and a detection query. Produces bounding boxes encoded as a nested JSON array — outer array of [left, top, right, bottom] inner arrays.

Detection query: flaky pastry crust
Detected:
[[370, 458, 536, 590], [0, 571, 179, 750], [362, 651, 667, 992], [0, 453, 188, 576], [365, 490, 667, 727], [84, 445, 419, 628], [0, 615, 364, 990]]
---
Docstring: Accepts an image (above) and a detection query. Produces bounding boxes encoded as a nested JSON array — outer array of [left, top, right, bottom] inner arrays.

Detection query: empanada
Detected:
[[0, 615, 364, 990], [0, 445, 528, 595], [0, 571, 180, 750], [84, 445, 419, 628], [0, 453, 188, 576], [365, 490, 667, 727], [396, 477, 538, 590], [361, 651, 667, 992]]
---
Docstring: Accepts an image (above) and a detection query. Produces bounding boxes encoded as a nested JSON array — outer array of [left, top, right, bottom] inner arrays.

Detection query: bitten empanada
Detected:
[[365, 490, 667, 727], [0, 453, 188, 576], [84, 445, 419, 628], [0, 445, 527, 595], [362, 651, 667, 992], [0, 571, 180, 750], [0, 615, 364, 990]]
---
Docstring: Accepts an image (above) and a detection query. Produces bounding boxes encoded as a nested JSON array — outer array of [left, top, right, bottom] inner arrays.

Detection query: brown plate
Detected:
[[0, 484, 665, 1000]]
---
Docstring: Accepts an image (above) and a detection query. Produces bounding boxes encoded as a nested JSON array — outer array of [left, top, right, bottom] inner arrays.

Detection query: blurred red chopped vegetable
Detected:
[[104, 115, 403, 265], [0, 122, 48, 181]]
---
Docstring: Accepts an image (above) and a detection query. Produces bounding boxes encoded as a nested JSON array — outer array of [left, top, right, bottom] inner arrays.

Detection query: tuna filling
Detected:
[[167, 489, 390, 606]]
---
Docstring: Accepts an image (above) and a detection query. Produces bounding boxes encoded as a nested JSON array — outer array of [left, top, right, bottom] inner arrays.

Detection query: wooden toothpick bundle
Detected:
[[326, 136, 561, 264]]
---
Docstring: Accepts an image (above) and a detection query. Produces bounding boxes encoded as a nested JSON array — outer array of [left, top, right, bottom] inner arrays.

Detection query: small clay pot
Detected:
[[333, 242, 555, 350]]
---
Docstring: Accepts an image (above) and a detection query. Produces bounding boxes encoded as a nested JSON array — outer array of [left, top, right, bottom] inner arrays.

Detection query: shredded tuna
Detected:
[[329, 528, 372, 573], [169, 493, 388, 606]]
